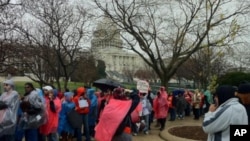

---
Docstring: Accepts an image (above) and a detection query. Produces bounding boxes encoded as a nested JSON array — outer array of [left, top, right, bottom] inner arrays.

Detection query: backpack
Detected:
[[67, 109, 83, 128]]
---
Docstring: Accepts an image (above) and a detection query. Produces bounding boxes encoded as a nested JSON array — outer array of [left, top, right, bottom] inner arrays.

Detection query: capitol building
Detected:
[[91, 16, 145, 82]]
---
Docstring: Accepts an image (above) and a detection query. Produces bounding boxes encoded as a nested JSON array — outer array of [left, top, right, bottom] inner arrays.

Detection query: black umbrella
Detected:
[[92, 78, 124, 92]]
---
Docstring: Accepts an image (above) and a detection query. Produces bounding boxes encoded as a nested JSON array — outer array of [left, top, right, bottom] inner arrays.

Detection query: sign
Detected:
[[137, 80, 149, 93]]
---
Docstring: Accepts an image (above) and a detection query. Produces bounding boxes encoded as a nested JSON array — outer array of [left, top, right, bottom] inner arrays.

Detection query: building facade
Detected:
[[91, 16, 145, 82]]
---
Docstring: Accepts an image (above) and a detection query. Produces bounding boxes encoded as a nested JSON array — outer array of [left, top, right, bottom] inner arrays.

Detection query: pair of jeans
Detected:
[[142, 114, 150, 132], [131, 122, 138, 134], [15, 125, 24, 141], [185, 103, 191, 116], [193, 108, 200, 119], [76, 114, 90, 141], [24, 128, 38, 141], [0, 134, 15, 141], [169, 108, 176, 120], [40, 133, 58, 141]]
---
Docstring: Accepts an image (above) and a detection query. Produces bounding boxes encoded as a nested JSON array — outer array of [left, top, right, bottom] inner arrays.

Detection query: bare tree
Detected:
[[0, 0, 22, 73], [122, 68, 136, 82], [94, 0, 250, 87], [176, 48, 229, 89], [134, 64, 158, 83], [16, 0, 91, 89]]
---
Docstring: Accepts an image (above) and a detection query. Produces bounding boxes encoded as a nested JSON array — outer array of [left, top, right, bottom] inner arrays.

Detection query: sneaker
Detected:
[[133, 133, 138, 136], [144, 131, 149, 135]]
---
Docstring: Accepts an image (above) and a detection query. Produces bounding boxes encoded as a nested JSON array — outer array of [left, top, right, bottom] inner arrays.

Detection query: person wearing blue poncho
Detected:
[[58, 92, 75, 141], [87, 88, 98, 138]]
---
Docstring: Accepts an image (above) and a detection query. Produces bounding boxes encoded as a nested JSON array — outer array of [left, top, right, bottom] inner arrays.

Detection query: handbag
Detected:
[[67, 109, 83, 128]]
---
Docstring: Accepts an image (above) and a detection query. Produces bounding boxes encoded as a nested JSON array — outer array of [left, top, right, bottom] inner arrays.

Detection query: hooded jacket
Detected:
[[203, 98, 248, 141], [73, 87, 91, 114]]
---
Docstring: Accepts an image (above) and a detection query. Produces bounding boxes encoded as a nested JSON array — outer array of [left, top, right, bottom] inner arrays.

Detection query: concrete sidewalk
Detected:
[[133, 116, 203, 141]]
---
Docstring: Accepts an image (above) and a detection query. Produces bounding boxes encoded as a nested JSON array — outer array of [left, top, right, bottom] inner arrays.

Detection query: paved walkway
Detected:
[[133, 116, 203, 141]]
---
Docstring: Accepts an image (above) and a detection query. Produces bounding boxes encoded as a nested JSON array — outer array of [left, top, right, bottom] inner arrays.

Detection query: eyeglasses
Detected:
[[4, 84, 9, 86], [24, 86, 30, 89]]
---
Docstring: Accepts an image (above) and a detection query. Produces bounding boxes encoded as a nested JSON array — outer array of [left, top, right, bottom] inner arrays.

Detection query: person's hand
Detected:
[[49, 92, 54, 100], [209, 104, 217, 112]]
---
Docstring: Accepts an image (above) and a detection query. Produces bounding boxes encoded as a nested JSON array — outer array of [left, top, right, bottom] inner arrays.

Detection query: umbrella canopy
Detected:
[[172, 89, 185, 96], [92, 78, 124, 92]]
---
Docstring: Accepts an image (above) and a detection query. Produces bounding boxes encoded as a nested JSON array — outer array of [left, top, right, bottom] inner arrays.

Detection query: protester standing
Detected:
[[192, 89, 201, 120], [203, 85, 248, 141], [0, 79, 20, 141], [19, 82, 45, 141], [39, 86, 62, 141], [73, 87, 91, 141], [87, 88, 98, 138], [154, 88, 169, 131], [58, 92, 75, 141]]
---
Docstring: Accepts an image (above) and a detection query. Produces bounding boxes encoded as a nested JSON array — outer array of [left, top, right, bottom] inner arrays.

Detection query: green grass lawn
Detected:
[[1, 80, 180, 96]]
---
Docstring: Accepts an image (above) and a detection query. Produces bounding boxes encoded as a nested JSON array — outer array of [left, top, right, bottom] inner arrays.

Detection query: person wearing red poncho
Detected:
[[95, 88, 140, 141], [39, 86, 62, 141], [153, 87, 169, 131]]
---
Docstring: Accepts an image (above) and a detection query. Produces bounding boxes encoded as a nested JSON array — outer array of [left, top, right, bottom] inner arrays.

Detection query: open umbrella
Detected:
[[172, 89, 185, 96], [92, 78, 124, 92]]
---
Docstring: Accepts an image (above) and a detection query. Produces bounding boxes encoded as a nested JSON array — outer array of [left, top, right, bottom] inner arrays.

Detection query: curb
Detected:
[[159, 119, 203, 141]]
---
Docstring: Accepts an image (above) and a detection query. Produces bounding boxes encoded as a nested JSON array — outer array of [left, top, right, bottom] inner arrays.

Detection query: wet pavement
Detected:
[[133, 116, 203, 141]]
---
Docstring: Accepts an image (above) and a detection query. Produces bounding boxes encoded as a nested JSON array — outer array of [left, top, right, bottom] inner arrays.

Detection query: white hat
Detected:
[[3, 79, 14, 86], [43, 86, 53, 91], [124, 89, 132, 93]]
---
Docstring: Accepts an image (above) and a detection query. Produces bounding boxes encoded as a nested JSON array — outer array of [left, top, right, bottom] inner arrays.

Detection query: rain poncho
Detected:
[[39, 96, 62, 135], [0, 90, 19, 136], [58, 92, 75, 135], [95, 99, 132, 141], [131, 102, 142, 123], [153, 90, 169, 119], [19, 89, 46, 129], [204, 90, 213, 104], [87, 88, 98, 126]]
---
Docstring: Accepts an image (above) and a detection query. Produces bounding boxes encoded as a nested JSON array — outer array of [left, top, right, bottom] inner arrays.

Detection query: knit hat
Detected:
[[238, 83, 250, 94], [3, 79, 14, 86], [215, 85, 236, 105], [43, 85, 53, 91], [3, 79, 15, 89]]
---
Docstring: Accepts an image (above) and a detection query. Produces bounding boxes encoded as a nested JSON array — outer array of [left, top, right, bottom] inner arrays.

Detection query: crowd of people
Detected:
[[0, 79, 250, 141]]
